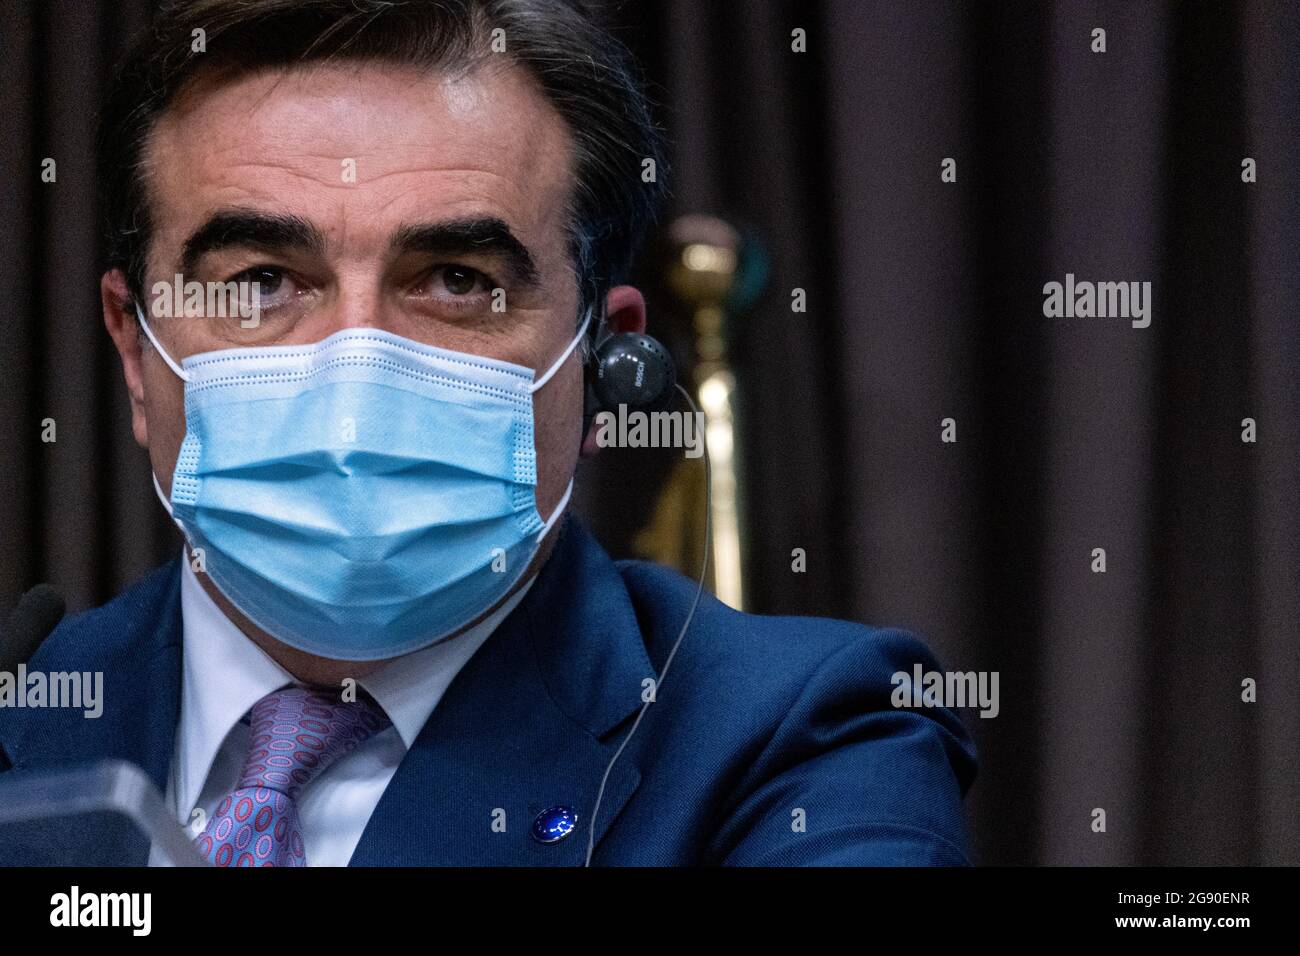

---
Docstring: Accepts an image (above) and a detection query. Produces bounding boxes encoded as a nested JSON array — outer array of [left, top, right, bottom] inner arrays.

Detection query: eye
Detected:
[[227, 266, 302, 311], [441, 265, 482, 296], [247, 267, 284, 296], [417, 264, 495, 303]]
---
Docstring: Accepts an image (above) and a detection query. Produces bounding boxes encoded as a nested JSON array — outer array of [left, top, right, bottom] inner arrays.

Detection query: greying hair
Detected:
[[98, 0, 669, 326]]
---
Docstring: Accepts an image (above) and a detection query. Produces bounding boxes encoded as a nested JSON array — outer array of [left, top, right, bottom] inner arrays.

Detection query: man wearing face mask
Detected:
[[0, 0, 977, 867]]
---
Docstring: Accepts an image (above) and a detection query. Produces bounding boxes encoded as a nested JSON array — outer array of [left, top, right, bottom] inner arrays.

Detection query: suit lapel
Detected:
[[350, 517, 653, 866], [0, 518, 653, 867]]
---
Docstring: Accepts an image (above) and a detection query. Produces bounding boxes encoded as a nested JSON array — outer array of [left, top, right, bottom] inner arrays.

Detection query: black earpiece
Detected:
[[584, 331, 676, 424]]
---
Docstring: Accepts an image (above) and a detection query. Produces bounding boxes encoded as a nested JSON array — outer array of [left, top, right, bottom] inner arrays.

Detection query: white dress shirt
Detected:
[[149, 551, 534, 866]]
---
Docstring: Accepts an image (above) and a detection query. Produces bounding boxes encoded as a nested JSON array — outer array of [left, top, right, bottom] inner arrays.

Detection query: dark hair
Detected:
[[98, 0, 669, 322]]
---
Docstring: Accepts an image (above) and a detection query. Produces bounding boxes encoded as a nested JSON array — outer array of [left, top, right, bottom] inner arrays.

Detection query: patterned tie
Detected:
[[196, 685, 390, 867]]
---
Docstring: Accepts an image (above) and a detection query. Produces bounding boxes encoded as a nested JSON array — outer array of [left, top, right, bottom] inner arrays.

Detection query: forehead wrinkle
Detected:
[[141, 59, 582, 289], [192, 150, 548, 221]]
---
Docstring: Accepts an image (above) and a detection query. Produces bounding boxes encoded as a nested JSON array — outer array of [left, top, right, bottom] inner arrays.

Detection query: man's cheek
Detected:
[[145, 390, 188, 489], [530, 368, 583, 509]]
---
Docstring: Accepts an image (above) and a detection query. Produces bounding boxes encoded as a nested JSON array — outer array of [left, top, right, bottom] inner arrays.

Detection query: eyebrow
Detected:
[[391, 217, 541, 287], [178, 210, 542, 289], [180, 209, 326, 276]]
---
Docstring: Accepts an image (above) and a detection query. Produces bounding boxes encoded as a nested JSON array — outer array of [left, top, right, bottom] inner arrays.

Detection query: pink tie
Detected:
[[195, 685, 389, 867]]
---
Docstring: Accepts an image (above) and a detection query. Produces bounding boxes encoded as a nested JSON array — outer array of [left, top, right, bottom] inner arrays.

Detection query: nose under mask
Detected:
[[135, 302, 590, 660]]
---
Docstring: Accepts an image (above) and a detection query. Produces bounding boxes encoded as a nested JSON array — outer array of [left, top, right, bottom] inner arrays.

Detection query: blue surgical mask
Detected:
[[135, 302, 590, 661]]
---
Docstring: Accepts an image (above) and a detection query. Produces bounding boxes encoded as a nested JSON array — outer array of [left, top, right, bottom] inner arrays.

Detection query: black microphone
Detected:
[[0, 584, 65, 672]]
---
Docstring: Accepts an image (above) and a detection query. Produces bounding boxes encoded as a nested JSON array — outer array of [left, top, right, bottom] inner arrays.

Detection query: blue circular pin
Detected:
[[531, 805, 579, 844]]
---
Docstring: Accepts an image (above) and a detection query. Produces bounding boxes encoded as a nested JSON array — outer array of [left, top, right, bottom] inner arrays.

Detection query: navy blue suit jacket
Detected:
[[0, 517, 977, 865]]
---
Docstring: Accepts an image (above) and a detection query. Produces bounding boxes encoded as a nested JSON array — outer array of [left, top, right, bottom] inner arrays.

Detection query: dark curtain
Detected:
[[2, 0, 1296, 865]]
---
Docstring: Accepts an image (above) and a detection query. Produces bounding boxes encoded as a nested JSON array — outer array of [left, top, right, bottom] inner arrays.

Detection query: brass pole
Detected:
[[667, 217, 744, 609]]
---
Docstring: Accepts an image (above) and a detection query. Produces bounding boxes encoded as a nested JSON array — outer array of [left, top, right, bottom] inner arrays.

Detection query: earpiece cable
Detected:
[[584, 383, 711, 866]]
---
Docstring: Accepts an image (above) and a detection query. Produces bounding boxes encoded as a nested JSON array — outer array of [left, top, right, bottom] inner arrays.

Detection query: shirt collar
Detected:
[[174, 552, 534, 816]]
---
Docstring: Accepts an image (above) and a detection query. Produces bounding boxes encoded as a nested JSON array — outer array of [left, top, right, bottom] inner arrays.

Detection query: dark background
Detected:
[[2, 0, 1297, 865]]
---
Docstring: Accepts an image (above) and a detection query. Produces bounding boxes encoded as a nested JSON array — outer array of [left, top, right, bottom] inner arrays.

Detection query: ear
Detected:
[[581, 285, 647, 457], [102, 270, 150, 448], [602, 284, 646, 335]]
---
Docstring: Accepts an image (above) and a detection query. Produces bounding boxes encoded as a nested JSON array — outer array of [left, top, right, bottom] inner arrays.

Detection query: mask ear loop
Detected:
[[536, 478, 574, 543], [529, 304, 594, 393], [529, 305, 592, 536], [133, 300, 192, 383], [133, 301, 195, 537], [150, 470, 191, 540]]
